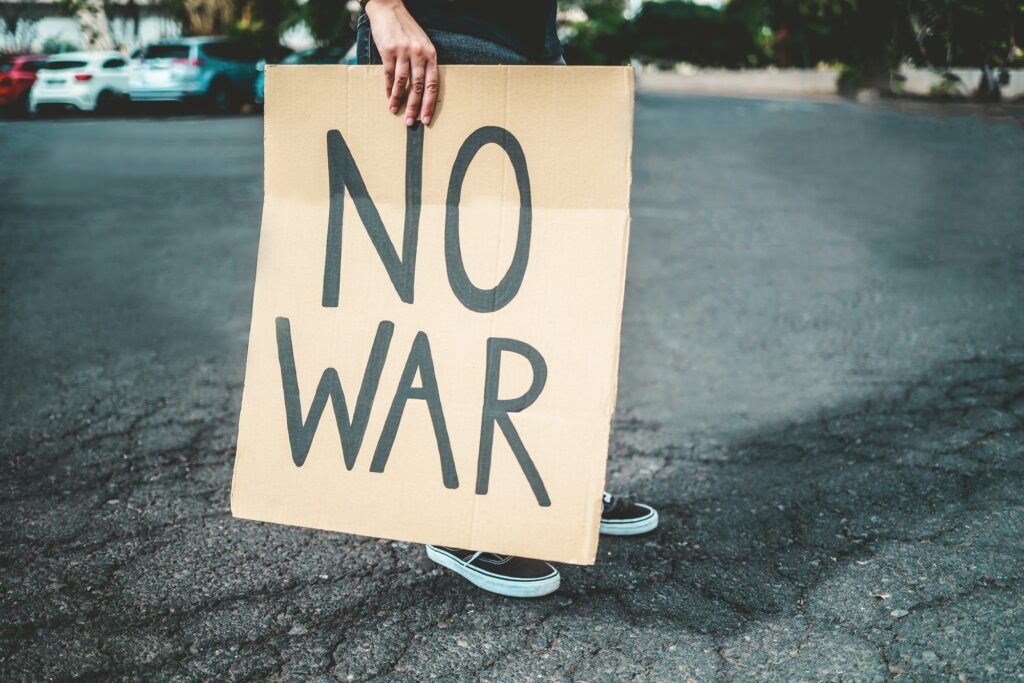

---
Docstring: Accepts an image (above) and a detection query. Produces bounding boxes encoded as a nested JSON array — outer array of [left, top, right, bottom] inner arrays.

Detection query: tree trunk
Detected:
[[74, 0, 115, 50]]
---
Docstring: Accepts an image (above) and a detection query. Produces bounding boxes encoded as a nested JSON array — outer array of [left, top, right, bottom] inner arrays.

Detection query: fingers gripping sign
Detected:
[[365, 0, 440, 126], [405, 50, 427, 126], [421, 58, 439, 125], [389, 56, 410, 115]]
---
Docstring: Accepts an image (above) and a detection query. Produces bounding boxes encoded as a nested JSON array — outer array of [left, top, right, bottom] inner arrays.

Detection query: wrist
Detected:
[[363, 0, 404, 16]]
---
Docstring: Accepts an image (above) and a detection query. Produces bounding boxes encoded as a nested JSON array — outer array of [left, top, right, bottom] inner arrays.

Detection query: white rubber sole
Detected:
[[425, 546, 560, 598], [600, 504, 659, 536]]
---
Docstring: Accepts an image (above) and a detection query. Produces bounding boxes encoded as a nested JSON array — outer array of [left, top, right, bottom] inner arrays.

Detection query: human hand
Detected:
[[364, 0, 439, 125]]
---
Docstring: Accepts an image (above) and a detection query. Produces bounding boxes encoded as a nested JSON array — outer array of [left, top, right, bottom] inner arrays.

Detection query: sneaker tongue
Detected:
[[604, 494, 628, 514]]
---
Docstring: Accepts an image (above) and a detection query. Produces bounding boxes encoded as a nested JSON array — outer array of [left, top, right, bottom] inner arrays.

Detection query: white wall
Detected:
[[3, 11, 315, 53], [1, 13, 181, 52], [899, 65, 1024, 100]]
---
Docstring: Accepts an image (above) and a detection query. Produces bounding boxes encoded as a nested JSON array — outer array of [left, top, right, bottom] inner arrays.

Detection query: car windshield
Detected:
[[143, 45, 189, 59], [42, 60, 88, 70], [0, 60, 12, 73]]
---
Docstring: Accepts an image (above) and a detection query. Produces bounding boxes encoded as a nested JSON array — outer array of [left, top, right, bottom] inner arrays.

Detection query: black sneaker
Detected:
[[425, 545, 560, 598], [600, 492, 659, 535]]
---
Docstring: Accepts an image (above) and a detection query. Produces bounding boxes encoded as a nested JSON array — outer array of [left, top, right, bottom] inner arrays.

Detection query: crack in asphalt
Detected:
[[3, 103, 1023, 681]]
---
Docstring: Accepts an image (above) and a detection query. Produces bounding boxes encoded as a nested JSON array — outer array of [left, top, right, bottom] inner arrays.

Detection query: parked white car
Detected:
[[29, 51, 130, 114]]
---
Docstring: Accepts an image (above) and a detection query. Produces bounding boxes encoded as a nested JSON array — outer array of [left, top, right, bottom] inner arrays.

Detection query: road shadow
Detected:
[[2, 352, 1021, 680], [253, 350, 1021, 681], [583, 351, 1024, 630]]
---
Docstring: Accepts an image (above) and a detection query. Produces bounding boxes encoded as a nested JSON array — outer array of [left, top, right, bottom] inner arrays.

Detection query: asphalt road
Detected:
[[2, 97, 1023, 682]]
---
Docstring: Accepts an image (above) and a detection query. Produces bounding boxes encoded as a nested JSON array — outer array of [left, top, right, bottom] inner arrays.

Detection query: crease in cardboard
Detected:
[[470, 65, 514, 553]]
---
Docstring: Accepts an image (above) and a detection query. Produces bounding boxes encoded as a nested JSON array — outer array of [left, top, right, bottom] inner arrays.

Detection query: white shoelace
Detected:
[[461, 551, 512, 566]]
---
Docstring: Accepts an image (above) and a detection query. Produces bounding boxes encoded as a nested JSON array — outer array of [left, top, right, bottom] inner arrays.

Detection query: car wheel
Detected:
[[95, 90, 116, 116], [206, 81, 238, 115], [13, 93, 31, 119], [6, 93, 31, 118]]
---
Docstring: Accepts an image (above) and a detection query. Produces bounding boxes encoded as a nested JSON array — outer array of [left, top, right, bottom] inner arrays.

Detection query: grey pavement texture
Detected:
[[1, 96, 1023, 681]]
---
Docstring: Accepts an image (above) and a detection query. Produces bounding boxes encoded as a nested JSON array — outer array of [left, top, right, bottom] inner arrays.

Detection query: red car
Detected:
[[0, 54, 49, 114]]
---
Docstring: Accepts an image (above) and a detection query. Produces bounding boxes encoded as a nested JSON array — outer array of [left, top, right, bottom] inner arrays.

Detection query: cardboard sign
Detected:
[[232, 65, 634, 564]]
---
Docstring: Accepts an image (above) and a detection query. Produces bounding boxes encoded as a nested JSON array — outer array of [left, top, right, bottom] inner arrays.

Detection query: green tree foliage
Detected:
[[293, 0, 357, 48], [41, 37, 81, 53], [561, 0, 769, 66], [749, 0, 1021, 70], [631, 0, 767, 66], [159, 0, 355, 58], [903, 0, 1023, 67], [561, 0, 634, 65], [155, 0, 1022, 73], [748, 0, 901, 71], [232, 0, 296, 56]]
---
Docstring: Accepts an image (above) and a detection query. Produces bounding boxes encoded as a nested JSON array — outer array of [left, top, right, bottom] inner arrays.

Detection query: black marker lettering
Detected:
[[276, 317, 393, 468], [445, 126, 532, 313], [476, 337, 550, 506], [370, 331, 459, 489], [322, 125, 423, 307]]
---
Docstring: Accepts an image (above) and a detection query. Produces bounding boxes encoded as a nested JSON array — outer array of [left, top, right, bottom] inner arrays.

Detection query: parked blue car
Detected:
[[130, 37, 263, 114], [254, 44, 357, 106]]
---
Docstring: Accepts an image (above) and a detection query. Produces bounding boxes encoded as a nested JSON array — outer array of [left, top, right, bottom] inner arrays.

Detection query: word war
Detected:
[[278, 123, 551, 506]]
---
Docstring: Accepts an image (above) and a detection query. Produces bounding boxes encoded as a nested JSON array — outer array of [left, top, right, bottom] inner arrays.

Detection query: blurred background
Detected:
[[3, 1, 1024, 681], [2, 0, 1023, 117]]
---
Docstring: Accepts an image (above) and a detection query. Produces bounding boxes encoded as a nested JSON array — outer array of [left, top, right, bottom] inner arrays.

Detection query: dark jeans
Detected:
[[355, 12, 565, 66]]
